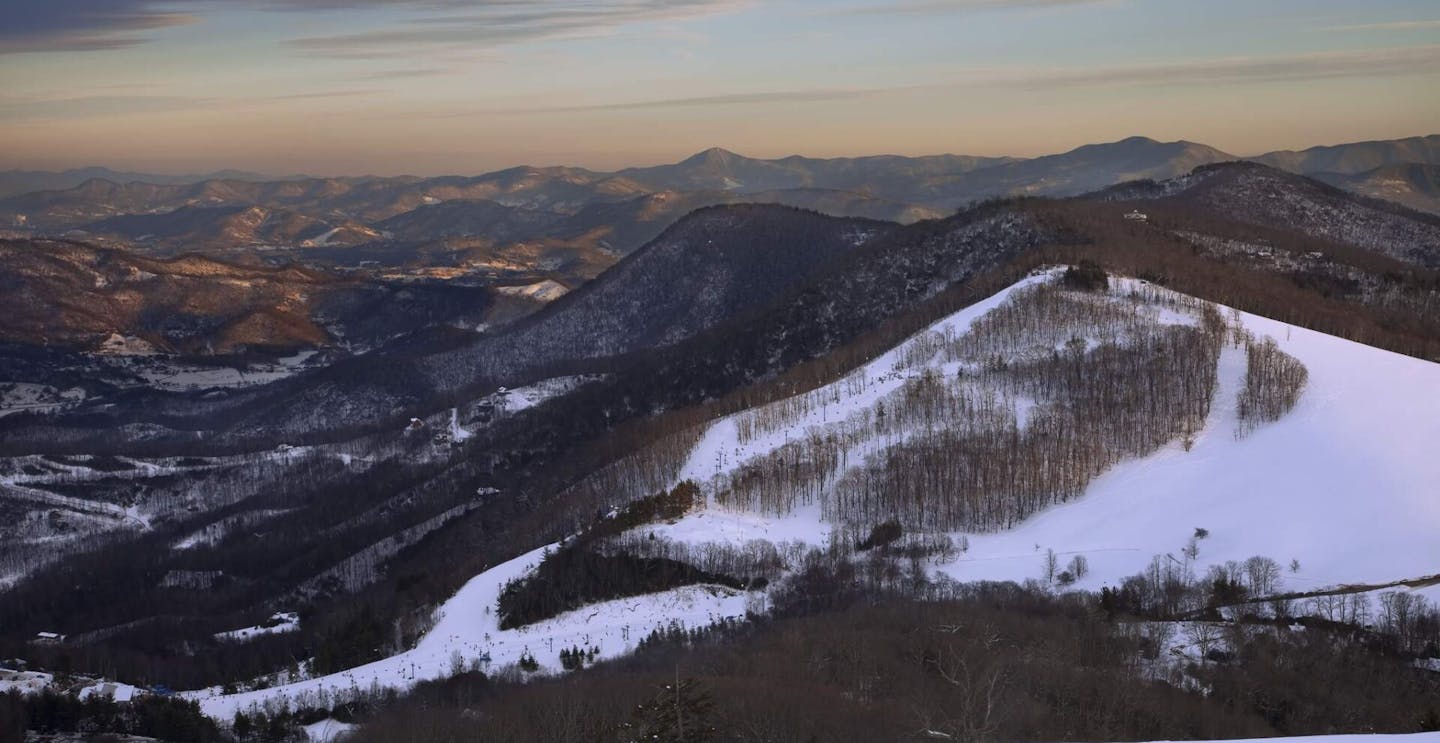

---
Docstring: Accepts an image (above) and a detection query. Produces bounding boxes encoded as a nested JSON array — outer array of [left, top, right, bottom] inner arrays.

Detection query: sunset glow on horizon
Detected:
[[3, 0, 1438, 176]]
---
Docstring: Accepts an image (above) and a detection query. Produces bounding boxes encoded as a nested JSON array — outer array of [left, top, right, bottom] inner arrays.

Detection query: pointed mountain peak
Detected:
[[681, 147, 744, 167]]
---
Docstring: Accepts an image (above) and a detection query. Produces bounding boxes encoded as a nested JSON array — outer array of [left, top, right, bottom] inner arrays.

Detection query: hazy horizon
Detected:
[[5, 131, 1440, 181], [4, 0, 1438, 176]]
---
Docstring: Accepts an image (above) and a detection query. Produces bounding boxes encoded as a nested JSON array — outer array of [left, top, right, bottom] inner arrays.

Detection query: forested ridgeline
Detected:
[[1032, 198, 1440, 362]]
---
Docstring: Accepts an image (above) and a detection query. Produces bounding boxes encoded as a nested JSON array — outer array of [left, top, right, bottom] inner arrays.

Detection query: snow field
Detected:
[[215, 612, 302, 642]]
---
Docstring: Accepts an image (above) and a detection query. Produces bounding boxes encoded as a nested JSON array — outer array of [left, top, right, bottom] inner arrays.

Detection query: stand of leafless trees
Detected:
[[713, 282, 1230, 536], [1236, 335, 1308, 437]]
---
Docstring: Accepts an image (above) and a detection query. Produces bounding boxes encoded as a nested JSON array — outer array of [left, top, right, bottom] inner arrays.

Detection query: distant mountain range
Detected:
[[1251, 135, 1440, 175], [3, 136, 1437, 273], [614, 147, 1018, 197], [7, 134, 1434, 213], [0, 166, 297, 200], [1313, 163, 1440, 216]]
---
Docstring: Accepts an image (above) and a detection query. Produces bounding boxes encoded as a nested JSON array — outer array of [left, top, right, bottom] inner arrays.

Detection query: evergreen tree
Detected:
[[619, 677, 716, 743]]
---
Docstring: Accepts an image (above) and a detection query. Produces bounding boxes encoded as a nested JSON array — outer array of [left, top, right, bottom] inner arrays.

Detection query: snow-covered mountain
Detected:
[[189, 267, 1440, 720], [662, 269, 1439, 594]]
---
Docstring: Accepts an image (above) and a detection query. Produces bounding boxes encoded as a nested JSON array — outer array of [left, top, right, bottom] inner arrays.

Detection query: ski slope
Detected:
[[183, 544, 750, 719], [665, 269, 1440, 600], [934, 293, 1440, 595]]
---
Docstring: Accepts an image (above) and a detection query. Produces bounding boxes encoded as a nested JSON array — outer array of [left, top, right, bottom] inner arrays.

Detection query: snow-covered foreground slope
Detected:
[[183, 544, 749, 718]]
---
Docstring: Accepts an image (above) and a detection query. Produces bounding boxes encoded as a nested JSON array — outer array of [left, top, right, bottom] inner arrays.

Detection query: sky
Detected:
[[2, 0, 1438, 176]]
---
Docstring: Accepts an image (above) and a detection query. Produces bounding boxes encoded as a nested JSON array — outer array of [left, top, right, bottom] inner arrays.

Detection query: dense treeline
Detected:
[[0, 690, 224, 742], [347, 580, 1440, 743], [496, 482, 748, 628], [1197, 628, 1440, 734], [1103, 551, 1440, 658], [310, 605, 392, 676], [578, 481, 702, 545], [497, 549, 743, 630], [598, 532, 793, 588]]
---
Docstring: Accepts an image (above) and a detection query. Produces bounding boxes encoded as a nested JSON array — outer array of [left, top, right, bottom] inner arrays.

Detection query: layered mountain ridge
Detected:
[[6, 135, 1437, 263]]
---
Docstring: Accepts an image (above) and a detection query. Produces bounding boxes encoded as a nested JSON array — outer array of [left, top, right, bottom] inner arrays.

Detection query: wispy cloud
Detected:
[[0, 88, 377, 120], [2, 0, 748, 56], [1, 0, 196, 54], [267, 88, 377, 100], [356, 86, 916, 120], [433, 45, 1440, 116], [355, 67, 456, 80], [826, 0, 1115, 16], [1013, 44, 1440, 88], [485, 87, 891, 114], [1313, 19, 1440, 32], [284, 0, 750, 59], [0, 94, 217, 120]]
